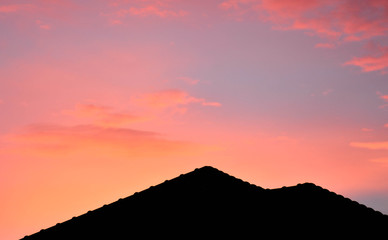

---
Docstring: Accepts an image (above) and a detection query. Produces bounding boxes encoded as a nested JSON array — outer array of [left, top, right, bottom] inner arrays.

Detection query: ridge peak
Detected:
[[194, 165, 223, 172]]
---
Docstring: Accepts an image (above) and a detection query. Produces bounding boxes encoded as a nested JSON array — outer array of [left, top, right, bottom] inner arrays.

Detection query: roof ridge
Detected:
[[21, 166, 388, 239]]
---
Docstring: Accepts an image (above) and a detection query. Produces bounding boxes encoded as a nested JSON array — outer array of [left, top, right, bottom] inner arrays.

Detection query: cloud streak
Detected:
[[220, 0, 388, 42], [133, 89, 221, 112], [127, 5, 187, 18], [0, 124, 205, 159], [345, 50, 388, 73], [63, 104, 147, 127], [220, 0, 388, 73], [370, 157, 388, 164], [350, 141, 388, 150], [177, 76, 200, 85], [380, 95, 388, 102], [113, 0, 188, 19], [0, 4, 33, 13]]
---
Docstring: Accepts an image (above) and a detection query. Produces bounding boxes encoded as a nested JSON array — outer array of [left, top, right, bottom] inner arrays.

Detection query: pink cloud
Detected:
[[379, 104, 388, 109], [36, 20, 51, 30], [219, 0, 239, 10], [369, 157, 388, 164], [321, 89, 334, 96], [109, 19, 123, 25], [345, 51, 388, 73], [376, 93, 388, 108], [0, 124, 216, 240], [380, 95, 388, 102], [113, 1, 188, 19], [256, 0, 388, 41], [315, 42, 335, 48], [134, 89, 221, 111], [350, 141, 388, 150], [385, 123, 388, 128], [0, 4, 32, 13], [128, 5, 187, 18], [218, 0, 260, 21], [220, 0, 388, 73], [201, 101, 222, 107], [63, 104, 111, 117], [39, 24, 51, 30], [0, 1, 79, 32], [361, 128, 374, 132], [177, 76, 200, 85], [63, 104, 147, 127], [0, 123, 207, 159], [135, 89, 196, 108]]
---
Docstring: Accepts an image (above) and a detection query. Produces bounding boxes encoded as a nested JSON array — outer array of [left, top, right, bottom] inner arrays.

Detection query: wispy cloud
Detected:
[[177, 76, 200, 85], [113, 0, 188, 19], [350, 141, 388, 150], [201, 101, 222, 107], [322, 89, 334, 96], [133, 89, 221, 112], [0, 1, 79, 31], [0, 4, 33, 13], [0, 123, 206, 159], [63, 103, 147, 127], [220, 0, 388, 42], [315, 43, 335, 49], [345, 50, 388, 73], [109, 19, 122, 25], [35, 20, 51, 30], [377, 94, 388, 108], [220, 0, 388, 73], [369, 157, 388, 164], [127, 5, 187, 18], [361, 128, 374, 132], [380, 95, 388, 102]]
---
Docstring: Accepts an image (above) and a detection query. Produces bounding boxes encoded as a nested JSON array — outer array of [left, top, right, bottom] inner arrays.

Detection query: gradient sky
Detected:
[[1, 0, 388, 239]]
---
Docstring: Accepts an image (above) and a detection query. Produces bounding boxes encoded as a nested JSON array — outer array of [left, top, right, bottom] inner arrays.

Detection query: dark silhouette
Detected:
[[22, 166, 388, 239]]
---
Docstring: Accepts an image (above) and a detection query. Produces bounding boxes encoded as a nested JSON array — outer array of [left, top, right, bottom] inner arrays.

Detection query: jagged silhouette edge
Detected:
[[21, 166, 388, 239]]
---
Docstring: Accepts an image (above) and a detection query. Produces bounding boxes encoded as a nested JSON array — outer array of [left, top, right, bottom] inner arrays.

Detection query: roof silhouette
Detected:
[[22, 166, 388, 239]]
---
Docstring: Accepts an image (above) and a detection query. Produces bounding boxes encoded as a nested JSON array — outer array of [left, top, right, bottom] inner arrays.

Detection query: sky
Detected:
[[0, 0, 388, 238]]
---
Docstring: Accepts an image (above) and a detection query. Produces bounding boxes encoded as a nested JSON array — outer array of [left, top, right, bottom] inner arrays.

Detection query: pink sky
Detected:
[[1, 1, 388, 239]]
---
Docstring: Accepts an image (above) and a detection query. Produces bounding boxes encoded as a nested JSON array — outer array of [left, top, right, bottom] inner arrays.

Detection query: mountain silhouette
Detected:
[[22, 166, 388, 239]]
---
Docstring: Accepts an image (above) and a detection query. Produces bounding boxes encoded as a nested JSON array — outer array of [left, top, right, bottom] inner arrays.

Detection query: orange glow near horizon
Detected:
[[1, 1, 388, 239]]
